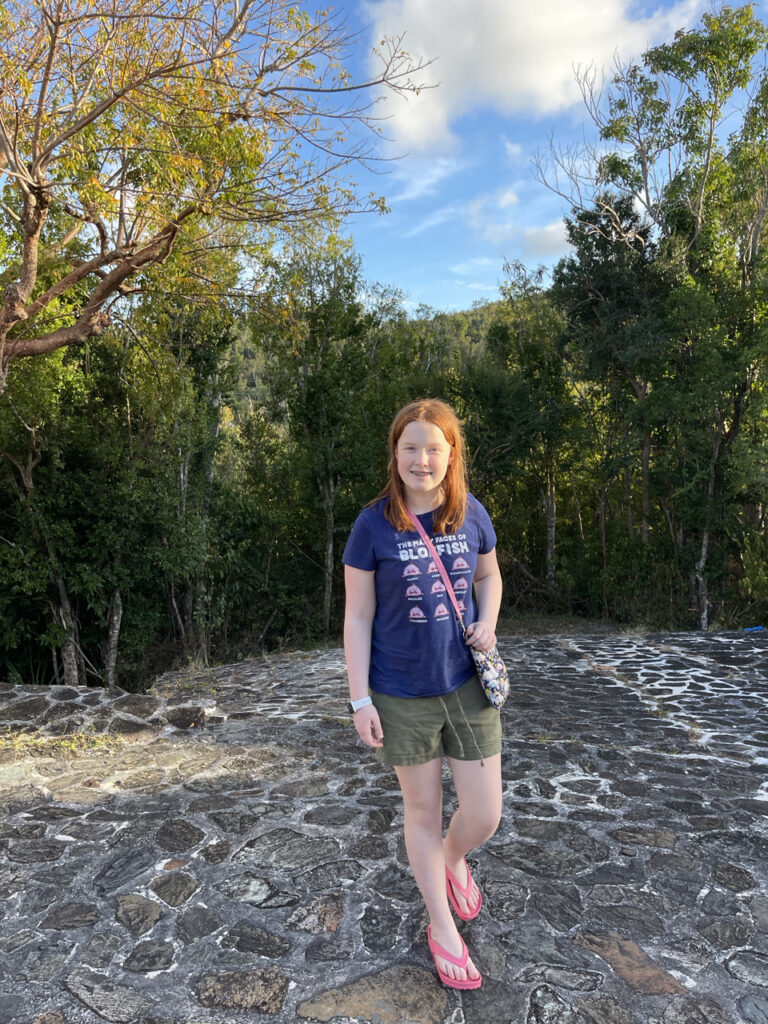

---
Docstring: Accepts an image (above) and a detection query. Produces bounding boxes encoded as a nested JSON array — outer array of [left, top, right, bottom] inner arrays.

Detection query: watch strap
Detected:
[[349, 696, 373, 713]]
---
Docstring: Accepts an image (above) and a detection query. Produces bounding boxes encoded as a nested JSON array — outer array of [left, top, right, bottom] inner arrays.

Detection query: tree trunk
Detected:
[[695, 426, 723, 630], [76, 642, 87, 689], [11, 456, 83, 684], [168, 584, 186, 643], [59, 637, 79, 688], [624, 464, 634, 537], [569, 470, 585, 543], [544, 462, 556, 588], [323, 512, 334, 637], [190, 388, 221, 666], [640, 426, 650, 545], [627, 378, 650, 545], [662, 500, 684, 570], [194, 581, 210, 666], [599, 486, 608, 616], [183, 587, 195, 651], [179, 448, 191, 516], [695, 532, 710, 630], [55, 576, 83, 687], [319, 476, 337, 636], [104, 588, 123, 687]]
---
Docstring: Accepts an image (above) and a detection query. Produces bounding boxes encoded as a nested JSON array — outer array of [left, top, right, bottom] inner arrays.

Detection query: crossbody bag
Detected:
[[408, 509, 509, 710]]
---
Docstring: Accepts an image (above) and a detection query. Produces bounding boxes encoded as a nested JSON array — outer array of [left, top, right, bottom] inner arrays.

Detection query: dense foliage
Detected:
[[1, 4, 767, 688]]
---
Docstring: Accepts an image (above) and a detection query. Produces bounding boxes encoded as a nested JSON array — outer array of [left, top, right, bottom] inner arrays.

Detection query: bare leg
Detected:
[[395, 759, 481, 984], [443, 753, 503, 916]]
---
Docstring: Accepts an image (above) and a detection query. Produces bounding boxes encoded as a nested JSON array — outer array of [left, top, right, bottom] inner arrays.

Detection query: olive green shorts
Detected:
[[370, 674, 503, 766]]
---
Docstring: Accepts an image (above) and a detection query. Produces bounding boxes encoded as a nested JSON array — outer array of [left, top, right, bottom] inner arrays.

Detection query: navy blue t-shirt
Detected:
[[342, 494, 497, 698]]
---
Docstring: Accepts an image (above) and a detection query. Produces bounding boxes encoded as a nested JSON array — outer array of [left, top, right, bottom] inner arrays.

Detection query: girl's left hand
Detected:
[[464, 620, 496, 652]]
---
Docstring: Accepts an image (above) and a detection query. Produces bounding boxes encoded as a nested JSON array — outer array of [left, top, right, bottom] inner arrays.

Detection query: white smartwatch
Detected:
[[348, 696, 373, 714]]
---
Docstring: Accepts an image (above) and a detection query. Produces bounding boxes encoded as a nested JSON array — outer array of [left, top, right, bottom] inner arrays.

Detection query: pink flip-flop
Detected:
[[427, 925, 482, 990], [446, 860, 482, 921]]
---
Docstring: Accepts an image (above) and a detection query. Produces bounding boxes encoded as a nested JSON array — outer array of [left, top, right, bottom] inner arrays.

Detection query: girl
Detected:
[[343, 398, 503, 990]]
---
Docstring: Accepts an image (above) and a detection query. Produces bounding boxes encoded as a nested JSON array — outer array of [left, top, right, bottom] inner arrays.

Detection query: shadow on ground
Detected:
[[1, 630, 767, 1024]]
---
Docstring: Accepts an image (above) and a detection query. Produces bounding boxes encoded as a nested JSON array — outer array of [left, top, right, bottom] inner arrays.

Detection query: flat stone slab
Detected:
[[0, 631, 766, 1022], [574, 930, 688, 994], [234, 828, 341, 869], [122, 939, 174, 973], [39, 903, 100, 930], [296, 965, 448, 1024], [115, 893, 162, 936], [155, 818, 205, 852], [148, 871, 199, 907], [194, 967, 289, 1012], [63, 969, 156, 1021]]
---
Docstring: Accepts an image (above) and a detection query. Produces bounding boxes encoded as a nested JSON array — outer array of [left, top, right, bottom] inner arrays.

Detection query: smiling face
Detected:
[[395, 419, 454, 509]]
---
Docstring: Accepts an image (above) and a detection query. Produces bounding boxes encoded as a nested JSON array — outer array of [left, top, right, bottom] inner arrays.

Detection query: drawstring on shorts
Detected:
[[438, 688, 485, 767]]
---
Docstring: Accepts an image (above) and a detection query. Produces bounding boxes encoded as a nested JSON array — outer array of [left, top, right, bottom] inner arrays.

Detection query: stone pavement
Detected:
[[1, 630, 767, 1024]]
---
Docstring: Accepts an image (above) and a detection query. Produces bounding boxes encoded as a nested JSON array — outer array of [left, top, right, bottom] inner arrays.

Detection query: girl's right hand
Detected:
[[354, 705, 384, 748]]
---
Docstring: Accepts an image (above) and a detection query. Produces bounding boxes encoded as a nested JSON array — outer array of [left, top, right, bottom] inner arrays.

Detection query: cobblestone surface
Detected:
[[0, 630, 767, 1023]]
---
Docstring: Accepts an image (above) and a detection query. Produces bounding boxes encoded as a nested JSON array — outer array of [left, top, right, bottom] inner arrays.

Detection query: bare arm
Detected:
[[466, 548, 503, 651], [343, 565, 383, 747]]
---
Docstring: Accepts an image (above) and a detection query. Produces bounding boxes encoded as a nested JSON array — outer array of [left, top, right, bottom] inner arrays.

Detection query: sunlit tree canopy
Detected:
[[0, 0, 425, 389]]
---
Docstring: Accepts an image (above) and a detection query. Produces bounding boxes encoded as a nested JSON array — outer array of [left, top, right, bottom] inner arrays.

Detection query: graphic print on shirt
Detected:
[[342, 495, 497, 697], [397, 530, 472, 626], [398, 536, 470, 562]]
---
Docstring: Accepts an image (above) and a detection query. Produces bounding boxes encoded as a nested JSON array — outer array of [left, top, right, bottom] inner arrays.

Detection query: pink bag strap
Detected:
[[408, 508, 467, 631]]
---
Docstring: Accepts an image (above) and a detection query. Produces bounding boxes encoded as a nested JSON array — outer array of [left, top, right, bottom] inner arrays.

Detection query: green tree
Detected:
[[0, 0, 426, 391], [544, 3, 768, 627], [0, 334, 209, 686], [253, 238, 423, 636], [552, 197, 663, 549], [499, 264, 573, 589]]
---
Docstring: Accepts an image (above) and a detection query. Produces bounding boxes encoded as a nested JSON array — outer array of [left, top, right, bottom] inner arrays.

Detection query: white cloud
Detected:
[[407, 180, 521, 238], [389, 156, 467, 201], [504, 140, 524, 161], [498, 187, 518, 209], [405, 203, 461, 236], [365, 0, 705, 151], [464, 184, 525, 243], [450, 257, 496, 275], [522, 220, 569, 258]]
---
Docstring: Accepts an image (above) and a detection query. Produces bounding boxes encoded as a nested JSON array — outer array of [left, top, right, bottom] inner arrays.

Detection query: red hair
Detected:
[[370, 398, 468, 534]]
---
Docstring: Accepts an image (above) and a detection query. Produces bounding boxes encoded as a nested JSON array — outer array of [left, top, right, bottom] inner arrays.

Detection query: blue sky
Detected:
[[330, 0, 753, 312]]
